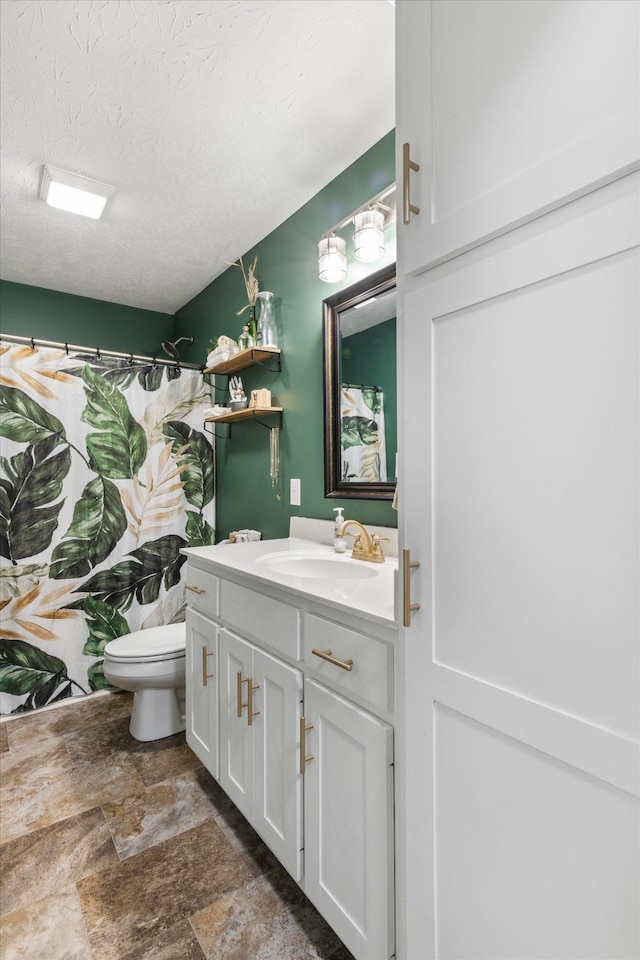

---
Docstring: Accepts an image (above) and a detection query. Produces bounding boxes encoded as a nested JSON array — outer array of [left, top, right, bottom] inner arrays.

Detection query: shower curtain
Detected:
[[0, 343, 214, 715], [340, 385, 387, 483]]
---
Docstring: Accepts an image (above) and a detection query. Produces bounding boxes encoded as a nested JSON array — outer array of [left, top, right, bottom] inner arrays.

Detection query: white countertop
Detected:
[[183, 536, 398, 627]]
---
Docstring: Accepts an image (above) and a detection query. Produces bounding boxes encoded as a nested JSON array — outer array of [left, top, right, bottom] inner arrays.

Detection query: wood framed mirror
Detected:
[[323, 263, 397, 500]]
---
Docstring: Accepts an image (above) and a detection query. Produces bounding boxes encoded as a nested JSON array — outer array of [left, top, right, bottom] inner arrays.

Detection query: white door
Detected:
[[185, 609, 218, 775], [218, 628, 253, 819], [303, 679, 394, 960], [252, 647, 303, 881], [396, 2, 639, 959]]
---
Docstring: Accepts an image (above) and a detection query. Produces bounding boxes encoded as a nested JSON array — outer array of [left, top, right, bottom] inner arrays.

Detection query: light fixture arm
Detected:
[[319, 182, 396, 242]]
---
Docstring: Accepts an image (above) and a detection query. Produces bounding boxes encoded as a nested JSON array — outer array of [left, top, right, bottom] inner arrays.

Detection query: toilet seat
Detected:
[[104, 624, 185, 664]]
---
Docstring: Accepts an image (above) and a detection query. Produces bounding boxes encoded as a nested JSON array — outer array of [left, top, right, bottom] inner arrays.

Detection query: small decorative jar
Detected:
[[256, 291, 278, 348], [238, 325, 254, 351]]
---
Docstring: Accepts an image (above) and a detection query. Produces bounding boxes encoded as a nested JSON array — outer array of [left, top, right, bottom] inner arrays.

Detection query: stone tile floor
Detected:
[[0, 691, 355, 960]]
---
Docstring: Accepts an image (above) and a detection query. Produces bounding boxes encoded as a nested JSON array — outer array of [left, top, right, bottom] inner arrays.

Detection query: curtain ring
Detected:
[[64, 342, 69, 355], [152, 357, 157, 367], [129, 353, 133, 364], [96, 347, 101, 360], [30, 337, 36, 351]]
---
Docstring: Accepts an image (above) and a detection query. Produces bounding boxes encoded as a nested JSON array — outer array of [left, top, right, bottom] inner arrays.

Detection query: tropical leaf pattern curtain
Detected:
[[340, 385, 387, 483], [0, 343, 214, 715]]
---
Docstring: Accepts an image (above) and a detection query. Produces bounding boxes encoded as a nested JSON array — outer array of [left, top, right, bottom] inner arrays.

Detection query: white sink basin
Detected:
[[256, 551, 379, 581]]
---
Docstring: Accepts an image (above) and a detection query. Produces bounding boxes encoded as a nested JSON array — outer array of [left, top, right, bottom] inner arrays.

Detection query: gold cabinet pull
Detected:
[[299, 716, 314, 775], [311, 648, 354, 672], [402, 142, 420, 225], [402, 548, 421, 626], [186, 583, 205, 594], [247, 679, 260, 726], [237, 671, 249, 718], [202, 646, 214, 686], [237, 672, 259, 725]]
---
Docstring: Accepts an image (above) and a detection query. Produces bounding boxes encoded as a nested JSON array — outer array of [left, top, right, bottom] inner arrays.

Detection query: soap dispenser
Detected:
[[333, 507, 347, 553]]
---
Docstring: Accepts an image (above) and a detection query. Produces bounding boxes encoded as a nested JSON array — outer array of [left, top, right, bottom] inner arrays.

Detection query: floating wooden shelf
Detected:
[[204, 347, 281, 376], [204, 405, 283, 425]]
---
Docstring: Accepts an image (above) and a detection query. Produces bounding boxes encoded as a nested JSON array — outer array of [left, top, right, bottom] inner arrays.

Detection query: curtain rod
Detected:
[[342, 381, 383, 392], [0, 333, 204, 370]]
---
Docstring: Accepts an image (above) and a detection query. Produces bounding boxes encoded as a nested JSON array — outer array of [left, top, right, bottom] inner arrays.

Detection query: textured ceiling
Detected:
[[0, 0, 395, 314]]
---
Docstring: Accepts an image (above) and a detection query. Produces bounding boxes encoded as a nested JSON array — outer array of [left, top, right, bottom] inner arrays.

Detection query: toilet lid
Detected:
[[104, 623, 186, 662]]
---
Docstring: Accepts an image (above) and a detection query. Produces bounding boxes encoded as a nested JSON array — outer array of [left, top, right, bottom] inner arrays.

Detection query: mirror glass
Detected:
[[323, 263, 396, 500]]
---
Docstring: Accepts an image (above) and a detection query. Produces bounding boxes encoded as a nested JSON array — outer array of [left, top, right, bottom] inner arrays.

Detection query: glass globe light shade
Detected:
[[353, 209, 385, 262], [318, 235, 347, 282]]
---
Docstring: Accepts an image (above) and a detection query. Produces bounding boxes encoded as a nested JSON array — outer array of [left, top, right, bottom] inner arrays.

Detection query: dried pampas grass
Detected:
[[232, 256, 259, 316]]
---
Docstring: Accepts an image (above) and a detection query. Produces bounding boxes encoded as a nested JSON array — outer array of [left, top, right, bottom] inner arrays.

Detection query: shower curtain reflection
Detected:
[[340, 384, 387, 482]]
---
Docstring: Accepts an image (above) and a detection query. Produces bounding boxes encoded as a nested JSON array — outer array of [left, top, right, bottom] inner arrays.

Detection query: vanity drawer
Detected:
[[220, 580, 300, 660], [185, 564, 219, 618], [303, 614, 393, 712]]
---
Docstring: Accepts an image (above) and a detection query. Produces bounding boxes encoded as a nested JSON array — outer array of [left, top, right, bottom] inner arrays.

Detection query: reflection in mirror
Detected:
[[323, 264, 396, 500]]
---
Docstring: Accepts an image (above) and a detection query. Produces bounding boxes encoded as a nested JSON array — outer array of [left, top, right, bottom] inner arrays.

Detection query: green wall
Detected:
[[0, 280, 174, 356], [174, 130, 397, 541]]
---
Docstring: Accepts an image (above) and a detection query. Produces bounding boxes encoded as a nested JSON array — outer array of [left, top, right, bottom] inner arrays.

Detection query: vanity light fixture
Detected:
[[318, 182, 395, 282], [353, 209, 385, 262], [39, 165, 116, 219], [318, 235, 348, 283]]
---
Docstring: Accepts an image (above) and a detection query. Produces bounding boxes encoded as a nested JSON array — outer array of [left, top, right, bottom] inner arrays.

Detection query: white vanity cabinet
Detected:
[[300, 610, 395, 960], [185, 609, 218, 775], [183, 550, 397, 960], [218, 626, 303, 881], [303, 678, 394, 960], [184, 566, 220, 774]]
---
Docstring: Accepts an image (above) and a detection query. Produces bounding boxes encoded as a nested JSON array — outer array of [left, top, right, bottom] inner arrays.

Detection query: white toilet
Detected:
[[103, 623, 186, 742]]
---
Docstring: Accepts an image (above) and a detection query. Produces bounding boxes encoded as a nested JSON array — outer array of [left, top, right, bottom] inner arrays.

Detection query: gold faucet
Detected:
[[336, 520, 389, 563]]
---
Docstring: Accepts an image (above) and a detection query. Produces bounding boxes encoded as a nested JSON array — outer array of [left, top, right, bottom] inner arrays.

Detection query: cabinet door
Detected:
[[185, 609, 218, 776], [397, 4, 640, 959], [303, 679, 394, 960], [218, 628, 253, 819], [398, 0, 639, 277], [252, 648, 303, 881]]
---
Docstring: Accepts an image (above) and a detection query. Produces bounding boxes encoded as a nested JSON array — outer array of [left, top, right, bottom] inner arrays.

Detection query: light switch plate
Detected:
[[290, 478, 301, 506]]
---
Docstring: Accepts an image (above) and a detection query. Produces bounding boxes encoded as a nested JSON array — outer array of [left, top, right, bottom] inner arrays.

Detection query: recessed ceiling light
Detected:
[[39, 165, 116, 219]]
